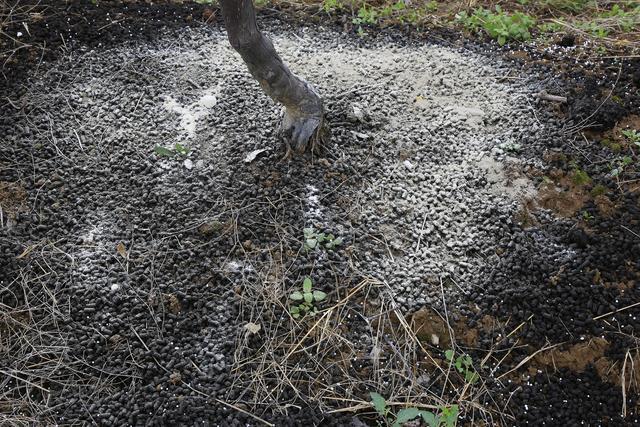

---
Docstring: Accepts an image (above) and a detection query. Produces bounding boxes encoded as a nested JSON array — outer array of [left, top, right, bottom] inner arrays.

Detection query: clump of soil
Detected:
[[0, 182, 26, 225]]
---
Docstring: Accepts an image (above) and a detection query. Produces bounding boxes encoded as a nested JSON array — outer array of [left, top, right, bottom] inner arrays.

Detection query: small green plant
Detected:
[[569, 162, 591, 186], [622, 129, 640, 147], [591, 184, 607, 197], [353, 4, 379, 25], [456, 6, 536, 45], [539, 0, 593, 13], [369, 392, 458, 427], [322, 0, 343, 12], [304, 227, 343, 251], [154, 143, 190, 158], [289, 277, 327, 319], [582, 210, 594, 221], [425, 1, 439, 12], [445, 350, 479, 384], [609, 156, 633, 178], [538, 21, 564, 33]]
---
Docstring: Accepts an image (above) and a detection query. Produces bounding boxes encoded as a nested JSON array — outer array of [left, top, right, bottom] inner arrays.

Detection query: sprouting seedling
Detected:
[[289, 277, 327, 319], [621, 129, 640, 147], [154, 143, 190, 158], [609, 156, 633, 178], [445, 349, 479, 384], [369, 392, 459, 427], [303, 227, 343, 251]]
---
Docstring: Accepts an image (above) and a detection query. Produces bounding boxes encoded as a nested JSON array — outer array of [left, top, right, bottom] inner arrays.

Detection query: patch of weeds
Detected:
[[539, 0, 594, 13], [622, 129, 640, 147], [353, 4, 379, 25], [575, 20, 609, 38], [154, 143, 190, 158], [369, 392, 458, 427], [609, 156, 633, 178], [597, 4, 639, 33], [289, 277, 326, 319], [582, 210, 594, 221], [322, 0, 343, 13], [380, 0, 406, 18], [570, 163, 591, 186], [303, 227, 343, 251], [456, 6, 536, 45], [601, 138, 622, 153], [538, 21, 564, 33], [425, 1, 438, 12], [445, 349, 479, 384], [591, 184, 607, 197]]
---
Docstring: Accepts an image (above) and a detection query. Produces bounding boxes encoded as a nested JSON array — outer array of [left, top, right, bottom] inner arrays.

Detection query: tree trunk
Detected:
[[219, 0, 328, 156]]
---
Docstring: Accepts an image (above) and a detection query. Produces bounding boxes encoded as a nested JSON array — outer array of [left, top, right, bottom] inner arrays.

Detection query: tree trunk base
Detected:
[[279, 107, 329, 159]]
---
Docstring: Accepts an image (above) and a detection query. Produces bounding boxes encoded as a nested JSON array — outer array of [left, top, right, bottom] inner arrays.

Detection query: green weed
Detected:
[[369, 392, 458, 427], [609, 156, 633, 178], [322, 0, 343, 12], [590, 184, 607, 197], [289, 277, 327, 319], [622, 129, 640, 147], [445, 349, 479, 384], [304, 227, 343, 251], [456, 6, 536, 45], [154, 143, 190, 158]]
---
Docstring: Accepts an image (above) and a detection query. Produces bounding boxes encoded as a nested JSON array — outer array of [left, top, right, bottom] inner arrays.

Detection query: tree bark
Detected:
[[219, 0, 327, 156]]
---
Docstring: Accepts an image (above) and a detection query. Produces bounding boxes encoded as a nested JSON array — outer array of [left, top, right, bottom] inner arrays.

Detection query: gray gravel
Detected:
[[0, 19, 587, 426]]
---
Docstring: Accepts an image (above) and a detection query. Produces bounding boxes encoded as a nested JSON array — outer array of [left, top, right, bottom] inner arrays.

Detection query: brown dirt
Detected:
[[594, 194, 616, 218], [0, 181, 27, 222], [534, 337, 609, 372], [410, 307, 451, 349], [535, 169, 589, 218]]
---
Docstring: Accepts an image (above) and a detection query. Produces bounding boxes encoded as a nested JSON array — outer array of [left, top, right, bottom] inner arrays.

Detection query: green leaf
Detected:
[[441, 405, 459, 427], [332, 237, 343, 246], [303, 278, 312, 293], [290, 291, 303, 301], [462, 355, 473, 367], [303, 227, 314, 238], [444, 349, 454, 361], [154, 146, 174, 157], [292, 312, 300, 319], [466, 371, 479, 384], [290, 305, 300, 314], [392, 408, 423, 427], [316, 233, 327, 243], [305, 238, 317, 250], [304, 292, 313, 303], [421, 411, 439, 427], [369, 392, 387, 417], [313, 290, 327, 302], [174, 143, 190, 155]]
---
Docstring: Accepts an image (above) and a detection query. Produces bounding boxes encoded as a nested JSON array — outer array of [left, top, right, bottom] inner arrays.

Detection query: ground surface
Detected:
[[1, 1, 640, 426]]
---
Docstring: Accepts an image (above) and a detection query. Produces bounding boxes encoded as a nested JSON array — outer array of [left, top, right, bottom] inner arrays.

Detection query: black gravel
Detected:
[[1, 1, 639, 426]]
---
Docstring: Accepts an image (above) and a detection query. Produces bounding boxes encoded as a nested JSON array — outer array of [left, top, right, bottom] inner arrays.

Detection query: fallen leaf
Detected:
[[116, 242, 127, 258], [244, 148, 269, 163], [244, 322, 261, 334]]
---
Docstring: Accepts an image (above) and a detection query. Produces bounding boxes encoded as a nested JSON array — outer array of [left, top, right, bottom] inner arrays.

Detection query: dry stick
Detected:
[[215, 398, 275, 427], [621, 350, 631, 418], [481, 314, 533, 369], [536, 90, 567, 103], [593, 300, 640, 321], [497, 343, 563, 380], [621, 225, 640, 241]]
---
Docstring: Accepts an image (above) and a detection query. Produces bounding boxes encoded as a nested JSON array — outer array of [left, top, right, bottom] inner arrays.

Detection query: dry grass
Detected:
[[228, 265, 506, 424]]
